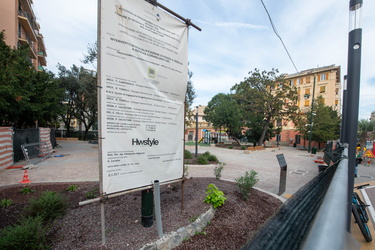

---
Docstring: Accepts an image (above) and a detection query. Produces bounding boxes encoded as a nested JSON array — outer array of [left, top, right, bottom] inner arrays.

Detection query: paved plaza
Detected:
[[1, 140, 374, 196]]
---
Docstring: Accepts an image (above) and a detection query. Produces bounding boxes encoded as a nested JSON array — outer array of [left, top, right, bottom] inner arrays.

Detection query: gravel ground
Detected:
[[0, 177, 282, 249]]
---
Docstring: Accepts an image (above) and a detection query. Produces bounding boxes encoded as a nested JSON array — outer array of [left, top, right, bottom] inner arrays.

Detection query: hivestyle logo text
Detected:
[[132, 138, 159, 147]]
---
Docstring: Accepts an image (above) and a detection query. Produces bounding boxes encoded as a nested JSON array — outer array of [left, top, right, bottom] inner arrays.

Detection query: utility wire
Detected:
[[260, 0, 299, 73]]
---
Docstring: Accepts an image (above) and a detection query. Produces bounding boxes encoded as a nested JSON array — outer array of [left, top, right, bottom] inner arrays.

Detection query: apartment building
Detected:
[[0, 0, 47, 71], [276, 65, 341, 146], [185, 65, 341, 147], [370, 111, 375, 121]]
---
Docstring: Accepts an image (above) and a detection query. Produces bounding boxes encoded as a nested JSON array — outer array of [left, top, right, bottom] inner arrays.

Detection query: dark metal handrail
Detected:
[[302, 146, 349, 249]]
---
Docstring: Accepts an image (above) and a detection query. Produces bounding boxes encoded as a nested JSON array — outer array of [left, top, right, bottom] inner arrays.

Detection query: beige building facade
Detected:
[[0, 0, 47, 71], [185, 65, 342, 147], [274, 65, 341, 146]]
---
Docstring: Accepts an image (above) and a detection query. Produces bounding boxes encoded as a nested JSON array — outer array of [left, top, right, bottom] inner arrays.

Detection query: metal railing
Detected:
[[242, 144, 351, 250], [302, 146, 349, 249]]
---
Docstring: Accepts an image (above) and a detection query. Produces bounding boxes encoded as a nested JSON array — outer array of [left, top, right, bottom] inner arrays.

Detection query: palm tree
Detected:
[[357, 119, 375, 151]]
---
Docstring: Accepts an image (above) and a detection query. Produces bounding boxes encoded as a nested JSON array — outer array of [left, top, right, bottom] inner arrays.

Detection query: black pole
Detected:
[[345, 0, 363, 232], [141, 189, 154, 227], [308, 76, 316, 153]]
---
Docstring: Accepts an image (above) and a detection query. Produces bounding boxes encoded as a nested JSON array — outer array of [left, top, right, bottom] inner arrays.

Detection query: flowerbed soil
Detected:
[[0, 178, 282, 249]]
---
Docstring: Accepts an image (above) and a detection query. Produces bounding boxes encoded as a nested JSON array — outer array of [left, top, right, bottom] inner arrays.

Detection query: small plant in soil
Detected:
[[184, 165, 189, 177], [203, 183, 226, 208], [214, 163, 225, 179], [85, 187, 99, 199], [20, 187, 35, 194], [189, 215, 199, 222], [0, 198, 13, 207], [66, 184, 78, 192], [235, 170, 259, 200]]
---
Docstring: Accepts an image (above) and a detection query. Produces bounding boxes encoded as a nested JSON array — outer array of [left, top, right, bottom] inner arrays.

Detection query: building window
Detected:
[[335, 88, 339, 95], [304, 99, 310, 106], [296, 78, 301, 85], [319, 73, 328, 81], [306, 77, 311, 83], [335, 100, 339, 106], [320, 86, 326, 93], [295, 135, 301, 144]]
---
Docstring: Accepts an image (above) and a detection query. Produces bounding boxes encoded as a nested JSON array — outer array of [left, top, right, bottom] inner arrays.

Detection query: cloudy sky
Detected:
[[33, 0, 375, 120]]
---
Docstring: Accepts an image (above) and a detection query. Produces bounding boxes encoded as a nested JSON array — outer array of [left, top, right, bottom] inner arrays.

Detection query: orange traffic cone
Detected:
[[20, 169, 31, 184]]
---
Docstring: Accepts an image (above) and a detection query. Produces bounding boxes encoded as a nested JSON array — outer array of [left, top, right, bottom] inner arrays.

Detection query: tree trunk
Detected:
[[258, 116, 271, 146]]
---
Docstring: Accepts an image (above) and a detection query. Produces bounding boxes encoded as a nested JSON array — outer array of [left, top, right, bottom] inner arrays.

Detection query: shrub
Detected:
[[184, 150, 193, 159], [241, 145, 247, 150], [86, 187, 99, 199], [197, 155, 208, 164], [203, 184, 226, 208], [24, 191, 68, 223], [207, 154, 218, 162], [20, 187, 35, 195], [228, 145, 233, 149], [203, 151, 211, 157], [235, 170, 259, 200], [0, 216, 48, 249], [214, 163, 225, 179], [0, 198, 13, 207], [66, 184, 78, 192]]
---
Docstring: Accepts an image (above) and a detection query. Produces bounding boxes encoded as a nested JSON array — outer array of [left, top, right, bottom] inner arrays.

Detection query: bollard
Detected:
[[141, 189, 153, 227]]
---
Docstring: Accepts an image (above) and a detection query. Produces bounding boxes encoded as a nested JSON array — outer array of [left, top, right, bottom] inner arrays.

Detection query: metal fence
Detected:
[[242, 144, 350, 250]]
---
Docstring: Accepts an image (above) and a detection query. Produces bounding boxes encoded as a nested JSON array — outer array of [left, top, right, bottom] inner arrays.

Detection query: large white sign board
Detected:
[[100, 0, 188, 194]]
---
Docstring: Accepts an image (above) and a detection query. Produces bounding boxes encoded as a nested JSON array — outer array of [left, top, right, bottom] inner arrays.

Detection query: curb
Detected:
[[140, 206, 215, 250]]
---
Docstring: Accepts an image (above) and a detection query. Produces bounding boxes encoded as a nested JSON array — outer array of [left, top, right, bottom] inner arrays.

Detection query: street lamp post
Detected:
[[345, 0, 363, 232], [308, 76, 316, 153]]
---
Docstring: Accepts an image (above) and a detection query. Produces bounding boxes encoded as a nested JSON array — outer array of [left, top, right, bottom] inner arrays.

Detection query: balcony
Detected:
[[18, 38, 37, 59], [18, 10, 37, 42], [38, 51, 47, 66]]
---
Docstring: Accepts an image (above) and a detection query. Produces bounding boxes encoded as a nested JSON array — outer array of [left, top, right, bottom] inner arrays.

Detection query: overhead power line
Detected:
[[260, 0, 299, 73]]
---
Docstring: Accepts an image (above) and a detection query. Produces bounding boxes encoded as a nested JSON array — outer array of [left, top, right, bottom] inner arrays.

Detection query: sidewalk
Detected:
[[186, 145, 326, 196], [0, 140, 99, 187]]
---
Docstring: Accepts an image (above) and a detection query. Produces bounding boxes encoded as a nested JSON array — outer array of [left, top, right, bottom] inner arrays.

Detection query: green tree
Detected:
[[204, 93, 244, 145], [56, 64, 80, 136], [56, 65, 97, 139], [74, 68, 97, 140], [185, 69, 197, 125], [245, 114, 275, 146], [231, 68, 298, 145], [310, 97, 340, 147], [0, 31, 63, 127], [357, 119, 375, 151], [295, 96, 341, 148]]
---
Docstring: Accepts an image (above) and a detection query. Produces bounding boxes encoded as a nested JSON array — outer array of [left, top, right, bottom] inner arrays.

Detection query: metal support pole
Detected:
[[181, 179, 185, 210], [153, 180, 163, 238], [195, 109, 198, 158], [308, 76, 316, 153], [345, 0, 363, 232]]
